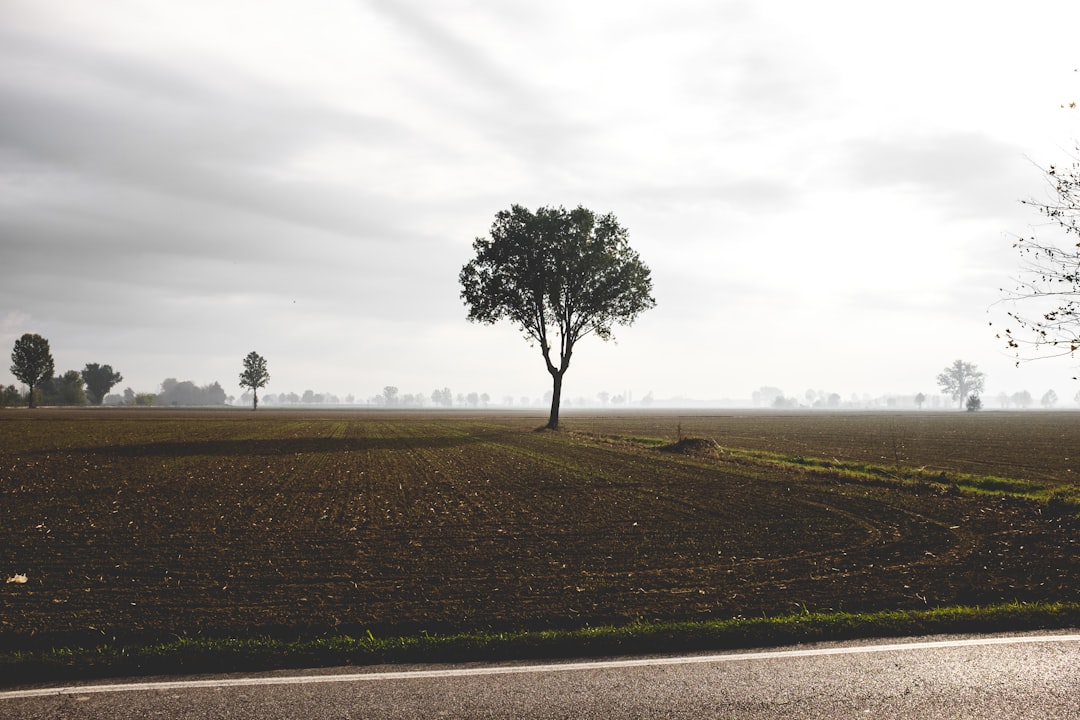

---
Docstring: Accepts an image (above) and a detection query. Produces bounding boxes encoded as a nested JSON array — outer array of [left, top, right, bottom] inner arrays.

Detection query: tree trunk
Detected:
[[253, 390, 259, 411], [547, 371, 563, 430]]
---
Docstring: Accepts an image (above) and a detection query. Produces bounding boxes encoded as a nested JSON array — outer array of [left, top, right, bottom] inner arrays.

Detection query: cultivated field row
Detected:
[[1, 409, 1076, 651]]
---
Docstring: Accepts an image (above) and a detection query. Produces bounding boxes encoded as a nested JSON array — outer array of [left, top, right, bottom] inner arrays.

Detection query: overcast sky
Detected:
[[3, 0, 1079, 406]]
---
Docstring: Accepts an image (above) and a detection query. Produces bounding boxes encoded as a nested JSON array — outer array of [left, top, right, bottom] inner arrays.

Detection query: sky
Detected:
[[3, 0, 1080, 407]]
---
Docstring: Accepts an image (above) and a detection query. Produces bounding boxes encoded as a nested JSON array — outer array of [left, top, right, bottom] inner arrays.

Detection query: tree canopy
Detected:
[[10, 333, 54, 408], [460, 204, 655, 429], [44, 370, 87, 406], [81, 363, 123, 405], [239, 351, 270, 410], [936, 359, 986, 409]]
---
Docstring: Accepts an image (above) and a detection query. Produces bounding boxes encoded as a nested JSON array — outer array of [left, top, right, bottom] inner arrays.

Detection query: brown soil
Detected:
[[1, 409, 1076, 651]]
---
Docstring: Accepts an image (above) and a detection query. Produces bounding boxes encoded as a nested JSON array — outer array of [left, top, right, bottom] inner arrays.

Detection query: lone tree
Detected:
[[936, 359, 986, 409], [10, 333, 54, 408], [460, 204, 655, 430], [239, 351, 269, 410], [81, 363, 123, 405]]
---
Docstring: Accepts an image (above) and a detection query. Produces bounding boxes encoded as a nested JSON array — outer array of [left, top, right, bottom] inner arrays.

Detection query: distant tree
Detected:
[[460, 204, 655, 430], [382, 386, 398, 406], [480, 392, 490, 406], [81, 363, 123, 405], [10, 333, 54, 408], [1075, 388, 1080, 405], [159, 378, 184, 403], [1, 384, 23, 407], [238, 351, 270, 410], [597, 390, 610, 405], [914, 392, 927, 409], [158, 378, 226, 406], [1012, 389, 1034, 408], [466, 391, 480, 407], [966, 394, 983, 412], [752, 386, 783, 407], [48, 370, 87, 405], [207, 382, 227, 404], [936, 360, 986, 409], [1041, 388, 1059, 408]]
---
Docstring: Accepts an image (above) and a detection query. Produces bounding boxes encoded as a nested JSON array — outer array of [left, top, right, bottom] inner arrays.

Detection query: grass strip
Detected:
[[654, 438, 1080, 514], [3, 601, 1078, 688]]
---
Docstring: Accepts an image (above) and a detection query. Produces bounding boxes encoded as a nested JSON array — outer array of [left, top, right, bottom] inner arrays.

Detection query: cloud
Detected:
[[0, 23, 433, 241], [3, 1, 1076, 401], [839, 132, 1029, 221]]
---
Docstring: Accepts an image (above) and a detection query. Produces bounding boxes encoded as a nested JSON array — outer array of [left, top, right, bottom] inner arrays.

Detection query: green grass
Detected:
[[3, 601, 1078, 687], [705, 445, 1080, 513], [582, 430, 1080, 513]]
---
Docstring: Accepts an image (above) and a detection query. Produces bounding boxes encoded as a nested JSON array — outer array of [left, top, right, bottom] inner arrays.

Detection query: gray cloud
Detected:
[[3, 1, 1074, 400], [0, 25, 428, 244], [840, 132, 1028, 221]]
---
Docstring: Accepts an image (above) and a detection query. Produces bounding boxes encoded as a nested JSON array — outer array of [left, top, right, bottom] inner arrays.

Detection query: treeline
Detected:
[[0, 377, 230, 408], [1, 371, 94, 407]]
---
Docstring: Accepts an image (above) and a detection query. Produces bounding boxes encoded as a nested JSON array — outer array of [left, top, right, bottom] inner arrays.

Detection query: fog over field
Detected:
[[2, 1, 1080, 405]]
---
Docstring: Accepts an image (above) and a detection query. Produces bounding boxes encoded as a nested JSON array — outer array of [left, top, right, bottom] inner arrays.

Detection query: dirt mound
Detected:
[[659, 436, 720, 456]]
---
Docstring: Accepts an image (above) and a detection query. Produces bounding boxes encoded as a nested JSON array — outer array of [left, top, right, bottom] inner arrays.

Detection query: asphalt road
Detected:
[[3, 632, 1078, 719]]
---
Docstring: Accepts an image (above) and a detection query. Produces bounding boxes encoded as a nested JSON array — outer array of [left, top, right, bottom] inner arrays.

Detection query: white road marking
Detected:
[[2, 634, 1078, 700]]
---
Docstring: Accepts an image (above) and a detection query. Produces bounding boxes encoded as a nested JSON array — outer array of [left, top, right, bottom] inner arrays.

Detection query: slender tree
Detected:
[[239, 351, 269, 410], [460, 204, 655, 430], [81, 363, 123, 405], [936, 359, 986, 409], [10, 333, 54, 408]]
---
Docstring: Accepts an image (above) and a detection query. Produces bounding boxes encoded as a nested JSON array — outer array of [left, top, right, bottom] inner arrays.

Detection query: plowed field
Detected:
[[1, 409, 1076, 651]]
